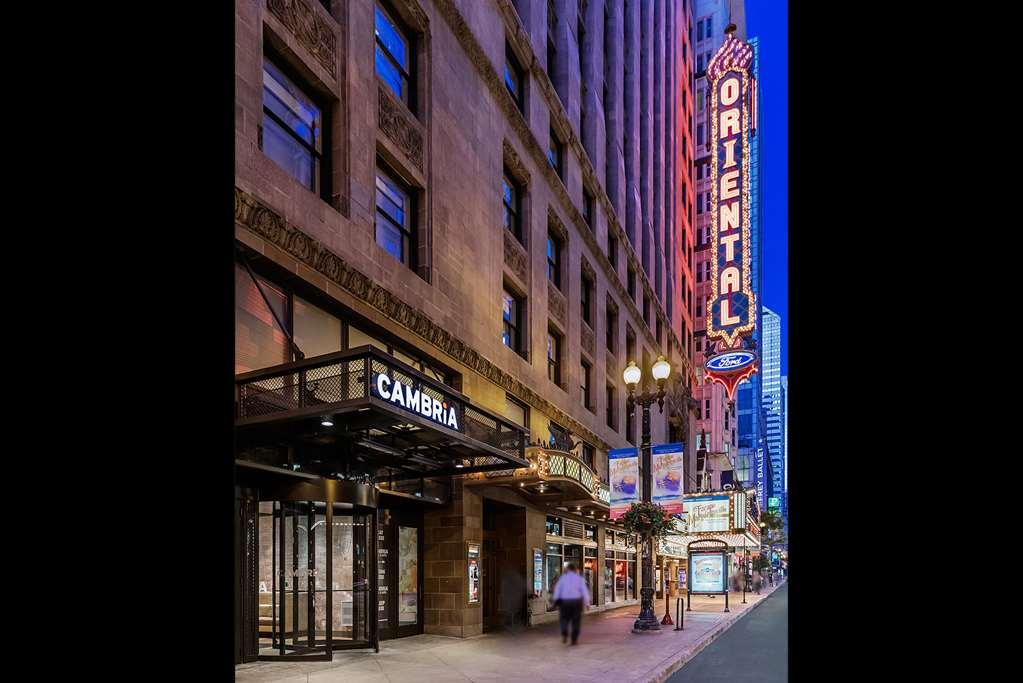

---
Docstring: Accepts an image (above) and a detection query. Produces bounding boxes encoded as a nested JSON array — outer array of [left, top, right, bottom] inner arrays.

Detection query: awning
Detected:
[[235, 346, 528, 479]]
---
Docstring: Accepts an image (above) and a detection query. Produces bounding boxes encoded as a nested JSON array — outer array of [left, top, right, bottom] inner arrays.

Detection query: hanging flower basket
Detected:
[[621, 502, 677, 541]]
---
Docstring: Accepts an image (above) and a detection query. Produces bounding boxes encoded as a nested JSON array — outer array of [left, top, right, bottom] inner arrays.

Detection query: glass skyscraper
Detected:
[[761, 306, 784, 513]]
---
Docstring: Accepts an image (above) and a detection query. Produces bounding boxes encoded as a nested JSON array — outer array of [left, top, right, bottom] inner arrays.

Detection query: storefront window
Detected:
[[615, 557, 627, 600], [604, 550, 615, 604], [584, 524, 596, 541], [397, 527, 418, 625], [546, 543, 563, 611], [235, 264, 289, 373], [293, 296, 342, 358], [546, 515, 562, 536], [584, 548, 598, 605], [628, 553, 637, 599]]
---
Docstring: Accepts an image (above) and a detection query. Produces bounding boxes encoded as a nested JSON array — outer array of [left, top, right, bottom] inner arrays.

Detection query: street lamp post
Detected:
[[624, 356, 672, 633]]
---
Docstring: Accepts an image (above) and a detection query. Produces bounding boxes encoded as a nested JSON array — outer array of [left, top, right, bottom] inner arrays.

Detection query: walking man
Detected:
[[552, 562, 591, 645]]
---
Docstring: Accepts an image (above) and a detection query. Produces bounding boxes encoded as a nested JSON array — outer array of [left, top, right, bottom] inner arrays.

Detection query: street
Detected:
[[668, 582, 787, 682]]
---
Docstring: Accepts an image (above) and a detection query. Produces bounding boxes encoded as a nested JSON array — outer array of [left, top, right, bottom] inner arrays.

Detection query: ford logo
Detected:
[[705, 351, 756, 372]]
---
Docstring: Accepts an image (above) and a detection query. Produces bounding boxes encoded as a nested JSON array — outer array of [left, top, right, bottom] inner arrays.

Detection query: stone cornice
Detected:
[[445, 0, 691, 385], [235, 186, 611, 453]]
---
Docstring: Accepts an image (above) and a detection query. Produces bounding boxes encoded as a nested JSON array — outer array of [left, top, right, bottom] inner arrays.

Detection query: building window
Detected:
[[375, 3, 414, 110], [697, 18, 704, 42], [606, 383, 617, 431], [705, 399, 711, 418], [696, 302, 703, 318], [581, 442, 595, 470], [547, 230, 563, 288], [696, 263, 703, 283], [697, 123, 704, 146], [696, 54, 703, 73], [504, 393, 529, 432], [656, 319, 663, 347], [503, 170, 523, 242], [547, 0, 558, 75], [581, 360, 592, 410], [608, 232, 618, 271], [626, 325, 636, 364], [696, 88, 703, 111], [235, 264, 291, 374], [375, 163, 416, 268], [547, 327, 563, 385], [696, 195, 703, 215], [643, 294, 651, 327], [505, 46, 525, 111], [627, 266, 636, 300], [605, 301, 617, 354], [583, 188, 595, 230], [548, 127, 564, 177], [581, 270, 594, 326], [261, 57, 323, 193], [706, 16, 712, 38], [502, 288, 526, 356]]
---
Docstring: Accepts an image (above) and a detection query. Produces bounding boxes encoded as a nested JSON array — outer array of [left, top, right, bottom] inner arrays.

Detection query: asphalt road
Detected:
[[667, 582, 788, 682]]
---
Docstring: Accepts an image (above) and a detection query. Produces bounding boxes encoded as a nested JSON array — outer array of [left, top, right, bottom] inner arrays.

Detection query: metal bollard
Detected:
[[673, 597, 683, 631]]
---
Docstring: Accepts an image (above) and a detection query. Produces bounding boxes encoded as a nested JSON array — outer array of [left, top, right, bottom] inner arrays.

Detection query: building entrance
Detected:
[[255, 500, 374, 659], [482, 498, 526, 632]]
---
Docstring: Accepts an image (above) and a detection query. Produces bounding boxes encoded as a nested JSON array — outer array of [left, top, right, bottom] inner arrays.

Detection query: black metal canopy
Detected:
[[235, 346, 528, 480]]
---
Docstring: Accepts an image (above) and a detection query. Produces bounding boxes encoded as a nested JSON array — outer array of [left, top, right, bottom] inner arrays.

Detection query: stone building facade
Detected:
[[234, 0, 695, 653]]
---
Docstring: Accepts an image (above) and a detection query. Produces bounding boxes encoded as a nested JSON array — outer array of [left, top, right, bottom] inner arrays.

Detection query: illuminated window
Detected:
[[375, 3, 414, 110], [505, 45, 525, 111], [261, 57, 323, 193], [547, 230, 563, 288], [503, 170, 523, 242], [547, 326, 563, 385], [548, 127, 564, 177], [375, 162, 416, 268], [502, 288, 525, 355]]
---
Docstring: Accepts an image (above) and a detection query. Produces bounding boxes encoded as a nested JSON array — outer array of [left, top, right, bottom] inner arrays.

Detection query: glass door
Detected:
[[257, 500, 373, 659]]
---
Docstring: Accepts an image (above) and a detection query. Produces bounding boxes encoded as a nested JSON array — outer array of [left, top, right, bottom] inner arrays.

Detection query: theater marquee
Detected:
[[704, 31, 758, 401]]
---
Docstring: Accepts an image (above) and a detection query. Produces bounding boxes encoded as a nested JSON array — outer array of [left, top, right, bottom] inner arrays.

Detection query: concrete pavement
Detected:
[[235, 580, 786, 683]]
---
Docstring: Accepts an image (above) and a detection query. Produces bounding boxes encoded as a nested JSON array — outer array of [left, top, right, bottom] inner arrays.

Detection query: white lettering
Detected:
[[391, 382, 406, 408], [721, 298, 741, 325], [720, 267, 740, 294], [720, 170, 740, 200], [720, 76, 740, 105], [721, 233, 741, 262], [722, 139, 738, 169], [447, 407, 458, 429], [719, 108, 740, 138], [719, 201, 740, 231], [376, 375, 392, 400], [406, 385, 420, 413], [433, 398, 443, 422]]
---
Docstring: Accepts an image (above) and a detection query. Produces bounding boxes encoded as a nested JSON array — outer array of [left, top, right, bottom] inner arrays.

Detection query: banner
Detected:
[[609, 447, 639, 520], [651, 443, 684, 515]]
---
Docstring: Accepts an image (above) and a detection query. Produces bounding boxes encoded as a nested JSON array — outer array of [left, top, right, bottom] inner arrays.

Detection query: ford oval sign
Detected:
[[705, 350, 757, 373]]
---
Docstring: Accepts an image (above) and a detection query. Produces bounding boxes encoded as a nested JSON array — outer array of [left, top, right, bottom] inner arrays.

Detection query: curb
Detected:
[[643, 581, 785, 683]]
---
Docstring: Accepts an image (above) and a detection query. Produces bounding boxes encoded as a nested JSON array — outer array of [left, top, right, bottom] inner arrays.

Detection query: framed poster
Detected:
[[533, 548, 543, 596], [678, 568, 687, 588], [467, 542, 481, 605], [651, 443, 684, 514], [684, 496, 730, 532], [688, 552, 728, 594], [609, 447, 639, 519]]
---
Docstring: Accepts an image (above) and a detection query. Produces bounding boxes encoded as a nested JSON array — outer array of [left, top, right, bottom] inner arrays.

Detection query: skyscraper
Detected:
[[761, 306, 784, 512]]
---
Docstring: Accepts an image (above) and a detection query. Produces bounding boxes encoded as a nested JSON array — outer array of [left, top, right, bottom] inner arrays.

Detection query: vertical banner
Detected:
[[609, 447, 639, 519], [651, 443, 684, 514]]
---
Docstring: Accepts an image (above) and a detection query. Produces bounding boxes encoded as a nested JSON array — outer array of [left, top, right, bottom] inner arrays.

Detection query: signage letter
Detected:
[[376, 374, 392, 400], [720, 170, 740, 200], [720, 76, 740, 105], [721, 233, 741, 262], [721, 298, 741, 325], [720, 108, 740, 138], [722, 139, 738, 169], [719, 202, 740, 231]]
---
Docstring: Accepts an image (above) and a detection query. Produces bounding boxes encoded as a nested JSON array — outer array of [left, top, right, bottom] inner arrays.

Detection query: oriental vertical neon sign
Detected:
[[703, 31, 757, 401]]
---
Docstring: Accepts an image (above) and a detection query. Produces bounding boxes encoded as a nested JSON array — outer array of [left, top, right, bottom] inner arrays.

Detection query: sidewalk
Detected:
[[235, 579, 786, 683]]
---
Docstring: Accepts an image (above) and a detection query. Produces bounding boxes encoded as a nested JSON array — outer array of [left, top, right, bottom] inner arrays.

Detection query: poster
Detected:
[[678, 568, 686, 588], [467, 542, 480, 604], [398, 526, 418, 625], [651, 443, 684, 514], [609, 447, 639, 519], [690, 553, 727, 593], [684, 495, 730, 532], [533, 548, 543, 596]]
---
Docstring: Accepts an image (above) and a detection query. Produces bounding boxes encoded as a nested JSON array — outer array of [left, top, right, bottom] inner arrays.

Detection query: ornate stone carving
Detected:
[[548, 284, 566, 324], [377, 82, 425, 170], [503, 229, 528, 282], [581, 257, 595, 283], [502, 139, 530, 185], [266, 0, 337, 79], [235, 187, 609, 451], [547, 207, 568, 243], [581, 325, 594, 358]]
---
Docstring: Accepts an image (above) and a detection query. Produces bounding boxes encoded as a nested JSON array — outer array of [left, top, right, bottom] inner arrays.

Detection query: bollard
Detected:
[[674, 597, 683, 631]]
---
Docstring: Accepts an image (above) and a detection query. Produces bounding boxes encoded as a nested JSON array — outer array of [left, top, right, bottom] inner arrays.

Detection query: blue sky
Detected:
[[747, 0, 788, 376]]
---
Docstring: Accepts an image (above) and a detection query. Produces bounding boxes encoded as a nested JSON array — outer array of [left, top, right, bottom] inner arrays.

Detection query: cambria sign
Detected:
[[704, 29, 759, 401], [372, 372, 463, 432]]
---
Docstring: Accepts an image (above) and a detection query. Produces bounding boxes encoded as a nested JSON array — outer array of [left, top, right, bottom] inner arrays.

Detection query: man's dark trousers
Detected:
[[558, 599, 583, 643]]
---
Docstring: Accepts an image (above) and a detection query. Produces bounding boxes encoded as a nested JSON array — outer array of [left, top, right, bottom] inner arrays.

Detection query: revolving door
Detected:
[[256, 499, 375, 659]]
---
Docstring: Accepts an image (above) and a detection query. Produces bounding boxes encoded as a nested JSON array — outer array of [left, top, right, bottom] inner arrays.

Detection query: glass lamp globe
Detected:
[[651, 356, 671, 382], [623, 361, 642, 388]]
